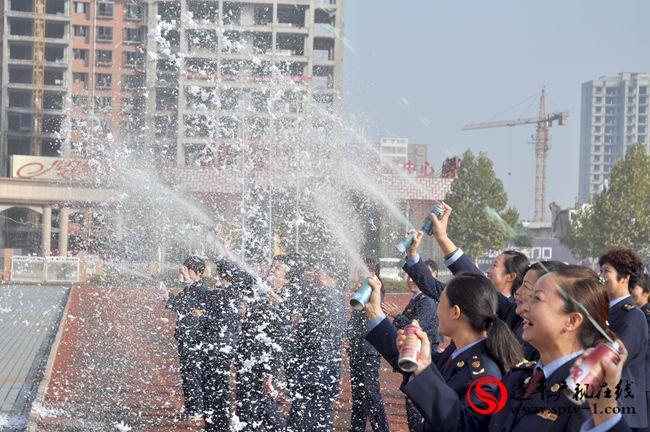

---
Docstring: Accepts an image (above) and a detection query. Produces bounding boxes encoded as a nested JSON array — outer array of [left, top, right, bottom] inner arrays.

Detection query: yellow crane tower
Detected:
[[31, 0, 46, 155], [463, 88, 568, 223]]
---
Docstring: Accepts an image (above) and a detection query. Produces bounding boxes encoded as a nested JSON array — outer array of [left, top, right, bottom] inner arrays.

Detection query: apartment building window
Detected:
[[640, 86, 648, 95], [94, 119, 111, 136], [95, 96, 112, 113], [73, 49, 88, 60], [124, 4, 143, 20], [96, 26, 113, 42], [121, 97, 141, 113], [124, 28, 142, 43], [72, 96, 88, 108], [123, 51, 143, 68], [97, 2, 114, 18], [74, 25, 88, 37], [72, 118, 88, 132], [122, 74, 143, 90], [95, 49, 112, 66], [640, 96, 647, 105], [95, 73, 112, 89], [74, 2, 88, 13], [595, 97, 602, 103], [73, 72, 88, 86]]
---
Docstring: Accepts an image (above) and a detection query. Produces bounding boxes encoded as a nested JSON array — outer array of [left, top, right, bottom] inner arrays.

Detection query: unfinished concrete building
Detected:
[[144, 0, 345, 167], [0, 0, 70, 173], [70, 0, 148, 158]]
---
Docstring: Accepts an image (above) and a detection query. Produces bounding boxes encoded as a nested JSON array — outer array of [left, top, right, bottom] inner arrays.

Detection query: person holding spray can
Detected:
[[363, 271, 520, 432], [347, 259, 390, 432], [395, 265, 632, 432], [380, 272, 440, 432]]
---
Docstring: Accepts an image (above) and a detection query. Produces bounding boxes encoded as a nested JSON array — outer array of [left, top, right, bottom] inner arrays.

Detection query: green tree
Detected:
[[563, 143, 650, 257], [444, 150, 519, 260]]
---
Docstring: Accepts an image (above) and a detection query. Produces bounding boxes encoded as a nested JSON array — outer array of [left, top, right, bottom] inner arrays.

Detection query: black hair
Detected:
[[445, 272, 523, 373], [527, 260, 566, 277], [598, 247, 644, 289], [424, 259, 439, 273], [183, 255, 206, 276], [637, 273, 650, 294], [502, 250, 530, 296]]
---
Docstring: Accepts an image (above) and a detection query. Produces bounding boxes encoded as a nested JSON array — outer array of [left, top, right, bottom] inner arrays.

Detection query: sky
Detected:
[[342, 0, 650, 221]]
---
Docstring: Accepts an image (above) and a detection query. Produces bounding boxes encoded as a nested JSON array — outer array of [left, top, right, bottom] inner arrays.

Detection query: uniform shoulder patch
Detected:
[[467, 354, 495, 377], [514, 359, 535, 368], [623, 303, 635, 311], [645, 308, 650, 315]]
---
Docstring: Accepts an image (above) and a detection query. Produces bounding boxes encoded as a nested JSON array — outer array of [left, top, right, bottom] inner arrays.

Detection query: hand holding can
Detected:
[[398, 321, 422, 372], [564, 341, 621, 405]]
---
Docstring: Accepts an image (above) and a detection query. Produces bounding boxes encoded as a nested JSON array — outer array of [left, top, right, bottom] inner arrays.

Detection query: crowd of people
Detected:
[[159, 202, 649, 432]]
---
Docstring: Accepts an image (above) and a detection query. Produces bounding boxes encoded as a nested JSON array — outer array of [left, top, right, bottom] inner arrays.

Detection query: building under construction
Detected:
[[144, 0, 345, 167]]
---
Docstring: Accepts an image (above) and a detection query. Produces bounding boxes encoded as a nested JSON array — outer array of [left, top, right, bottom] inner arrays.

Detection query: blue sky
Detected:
[[342, 0, 650, 221]]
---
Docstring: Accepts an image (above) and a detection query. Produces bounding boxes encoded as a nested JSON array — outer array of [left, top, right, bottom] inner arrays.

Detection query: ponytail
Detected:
[[446, 272, 524, 374], [484, 315, 524, 373]]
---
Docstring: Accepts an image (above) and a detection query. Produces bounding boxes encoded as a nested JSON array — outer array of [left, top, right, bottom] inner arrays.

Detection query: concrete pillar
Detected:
[[58, 207, 69, 256], [41, 205, 52, 256]]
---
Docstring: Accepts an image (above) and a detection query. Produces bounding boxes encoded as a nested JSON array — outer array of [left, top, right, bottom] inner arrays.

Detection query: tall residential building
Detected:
[[145, 0, 345, 167], [70, 0, 147, 158], [1, 0, 70, 170], [579, 72, 650, 203]]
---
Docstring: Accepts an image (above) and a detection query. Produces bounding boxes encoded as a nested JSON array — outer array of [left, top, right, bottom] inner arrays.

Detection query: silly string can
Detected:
[[396, 204, 445, 253], [350, 277, 375, 311], [563, 341, 621, 405], [398, 321, 422, 372]]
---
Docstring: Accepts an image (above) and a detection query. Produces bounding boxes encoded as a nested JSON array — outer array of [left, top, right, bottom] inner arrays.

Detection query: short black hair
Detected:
[[183, 256, 206, 275], [635, 273, 650, 294], [598, 247, 644, 288], [424, 259, 439, 272]]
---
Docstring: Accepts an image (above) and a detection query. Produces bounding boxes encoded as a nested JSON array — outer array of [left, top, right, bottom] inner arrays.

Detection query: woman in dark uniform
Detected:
[[364, 271, 523, 432], [396, 265, 631, 432]]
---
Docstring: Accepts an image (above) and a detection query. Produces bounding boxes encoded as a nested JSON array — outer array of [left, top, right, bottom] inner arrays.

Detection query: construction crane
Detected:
[[463, 88, 568, 223], [31, 0, 46, 155]]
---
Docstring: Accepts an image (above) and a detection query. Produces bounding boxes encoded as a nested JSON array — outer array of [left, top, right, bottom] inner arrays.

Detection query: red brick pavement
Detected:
[[33, 287, 413, 431]]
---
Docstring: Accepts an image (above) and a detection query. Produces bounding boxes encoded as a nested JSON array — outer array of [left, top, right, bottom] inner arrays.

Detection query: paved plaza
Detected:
[[0, 285, 69, 431], [0, 286, 411, 431]]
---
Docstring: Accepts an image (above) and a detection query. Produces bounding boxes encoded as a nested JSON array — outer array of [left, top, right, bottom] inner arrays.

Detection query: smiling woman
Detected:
[[395, 264, 632, 432]]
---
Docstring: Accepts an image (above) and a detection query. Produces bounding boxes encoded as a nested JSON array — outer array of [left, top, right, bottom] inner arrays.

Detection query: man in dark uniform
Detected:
[[162, 256, 208, 421], [287, 259, 345, 431], [236, 255, 292, 431], [202, 258, 248, 431], [599, 248, 648, 431], [380, 273, 439, 432]]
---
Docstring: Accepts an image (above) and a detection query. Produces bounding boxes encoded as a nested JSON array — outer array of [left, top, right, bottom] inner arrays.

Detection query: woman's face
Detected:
[[630, 284, 650, 308], [521, 274, 578, 349], [514, 269, 539, 317], [486, 254, 513, 295]]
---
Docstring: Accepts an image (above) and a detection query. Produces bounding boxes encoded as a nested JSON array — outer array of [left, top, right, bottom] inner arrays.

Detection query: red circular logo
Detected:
[[467, 376, 508, 415]]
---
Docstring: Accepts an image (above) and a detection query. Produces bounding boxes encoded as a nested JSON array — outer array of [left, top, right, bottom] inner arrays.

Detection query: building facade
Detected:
[[144, 0, 344, 167], [579, 72, 650, 203]]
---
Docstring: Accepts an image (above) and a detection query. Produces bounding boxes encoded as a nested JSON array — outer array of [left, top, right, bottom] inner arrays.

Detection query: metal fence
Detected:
[[10, 256, 80, 283]]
